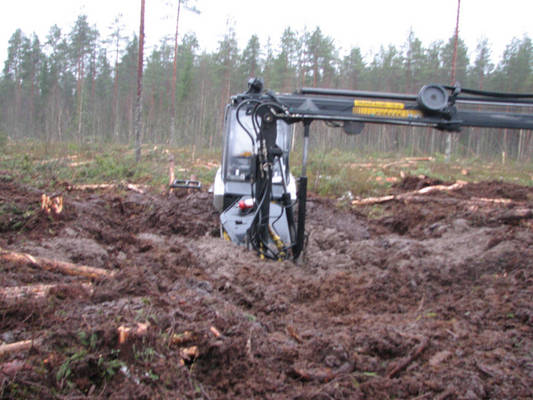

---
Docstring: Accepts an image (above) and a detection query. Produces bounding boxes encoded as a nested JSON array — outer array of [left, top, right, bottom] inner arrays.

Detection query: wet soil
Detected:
[[1, 174, 532, 399]]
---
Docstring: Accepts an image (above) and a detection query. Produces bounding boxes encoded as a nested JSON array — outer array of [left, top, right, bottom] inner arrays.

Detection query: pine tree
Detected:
[[340, 47, 365, 90], [441, 35, 468, 85], [240, 35, 261, 79]]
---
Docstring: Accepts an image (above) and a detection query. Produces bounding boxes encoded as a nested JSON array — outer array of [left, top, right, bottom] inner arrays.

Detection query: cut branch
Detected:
[[0, 339, 41, 357], [0, 249, 114, 279], [289, 360, 355, 383], [67, 183, 148, 194], [386, 336, 429, 378], [496, 208, 533, 223], [416, 181, 467, 194], [352, 181, 468, 206], [0, 282, 93, 302], [382, 157, 433, 169], [352, 195, 395, 206], [286, 325, 304, 344], [125, 184, 146, 194]]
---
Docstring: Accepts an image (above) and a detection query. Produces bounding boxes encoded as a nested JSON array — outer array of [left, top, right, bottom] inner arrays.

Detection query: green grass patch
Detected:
[[1, 141, 531, 198], [0, 141, 221, 192], [297, 149, 533, 198]]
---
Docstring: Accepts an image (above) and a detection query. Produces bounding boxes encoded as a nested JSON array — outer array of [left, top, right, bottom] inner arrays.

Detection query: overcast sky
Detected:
[[1, 0, 532, 66]]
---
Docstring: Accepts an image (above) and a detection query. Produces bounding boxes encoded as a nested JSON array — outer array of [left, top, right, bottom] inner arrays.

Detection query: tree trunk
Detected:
[[170, 0, 182, 144], [135, 0, 145, 162]]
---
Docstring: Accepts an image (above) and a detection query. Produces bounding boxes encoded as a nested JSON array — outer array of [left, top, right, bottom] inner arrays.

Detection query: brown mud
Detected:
[[1, 174, 532, 399]]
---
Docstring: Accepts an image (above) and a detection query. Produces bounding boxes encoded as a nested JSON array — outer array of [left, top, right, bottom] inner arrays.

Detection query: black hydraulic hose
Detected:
[[300, 87, 418, 102], [443, 85, 533, 99], [236, 100, 259, 148]]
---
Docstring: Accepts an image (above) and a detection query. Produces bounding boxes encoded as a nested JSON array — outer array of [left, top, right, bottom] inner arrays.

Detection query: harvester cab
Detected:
[[213, 78, 533, 261], [213, 79, 296, 256]]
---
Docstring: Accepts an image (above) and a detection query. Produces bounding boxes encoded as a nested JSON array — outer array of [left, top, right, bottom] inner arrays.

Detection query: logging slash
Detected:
[[0, 248, 114, 279]]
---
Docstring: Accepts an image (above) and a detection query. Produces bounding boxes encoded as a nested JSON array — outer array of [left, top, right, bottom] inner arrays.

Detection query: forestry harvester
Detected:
[[212, 78, 533, 260]]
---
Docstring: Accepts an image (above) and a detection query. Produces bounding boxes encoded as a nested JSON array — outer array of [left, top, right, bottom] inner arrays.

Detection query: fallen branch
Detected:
[[352, 181, 467, 206], [125, 184, 146, 194], [67, 161, 93, 167], [386, 336, 429, 378], [68, 183, 114, 190], [400, 196, 462, 206], [36, 155, 80, 165], [0, 339, 41, 358], [382, 157, 433, 169], [0, 249, 114, 279], [497, 208, 533, 223], [474, 197, 513, 205], [352, 195, 395, 206], [286, 325, 304, 344], [289, 361, 355, 383], [0, 282, 93, 302], [417, 181, 466, 195], [67, 183, 148, 194], [348, 162, 375, 169]]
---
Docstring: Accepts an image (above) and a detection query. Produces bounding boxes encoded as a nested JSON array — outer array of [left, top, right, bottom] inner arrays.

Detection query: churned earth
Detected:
[[1, 174, 532, 399]]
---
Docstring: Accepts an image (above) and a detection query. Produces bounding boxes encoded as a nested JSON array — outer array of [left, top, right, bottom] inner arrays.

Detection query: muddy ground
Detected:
[[0, 174, 532, 399]]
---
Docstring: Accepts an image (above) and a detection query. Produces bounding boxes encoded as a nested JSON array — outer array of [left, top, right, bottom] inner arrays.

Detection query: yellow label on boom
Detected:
[[353, 100, 422, 118]]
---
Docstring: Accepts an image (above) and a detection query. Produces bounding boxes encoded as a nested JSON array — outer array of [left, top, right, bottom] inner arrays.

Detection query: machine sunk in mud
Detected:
[[213, 78, 533, 261]]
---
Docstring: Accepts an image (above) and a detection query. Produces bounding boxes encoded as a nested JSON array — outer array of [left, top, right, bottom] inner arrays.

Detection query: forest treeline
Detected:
[[1, 14, 532, 160]]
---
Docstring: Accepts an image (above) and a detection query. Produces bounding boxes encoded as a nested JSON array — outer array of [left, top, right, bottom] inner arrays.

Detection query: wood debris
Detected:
[[0, 339, 41, 357], [117, 322, 150, 345], [170, 331, 195, 345], [67, 183, 148, 194], [209, 326, 221, 338], [0, 248, 114, 279], [382, 157, 433, 169], [352, 181, 467, 206], [0, 282, 93, 302], [286, 325, 303, 344], [352, 195, 395, 206], [289, 360, 355, 383], [41, 193, 63, 215], [386, 336, 429, 378], [180, 346, 199, 361]]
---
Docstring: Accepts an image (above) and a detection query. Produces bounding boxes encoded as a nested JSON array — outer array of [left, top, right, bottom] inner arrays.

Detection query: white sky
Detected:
[[1, 0, 532, 66]]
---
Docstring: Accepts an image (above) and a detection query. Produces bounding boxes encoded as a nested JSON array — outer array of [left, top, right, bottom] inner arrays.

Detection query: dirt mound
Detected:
[[393, 175, 447, 191], [457, 180, 533, 201], [1, 177, 532, 399], [145, 190, 219, 237]]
